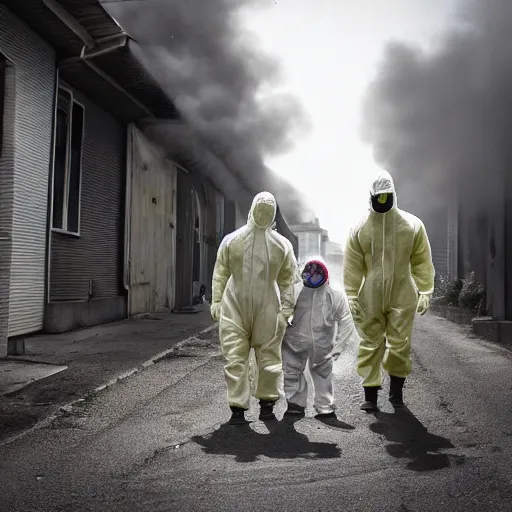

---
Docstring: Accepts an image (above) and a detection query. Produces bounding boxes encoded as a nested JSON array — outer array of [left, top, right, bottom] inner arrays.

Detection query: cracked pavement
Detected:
[[1, 315, 511, 511]]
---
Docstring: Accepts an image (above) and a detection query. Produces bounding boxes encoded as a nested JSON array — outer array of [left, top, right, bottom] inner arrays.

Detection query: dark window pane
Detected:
[[52, 101, 69, 229], [67, 102, 84, 233]]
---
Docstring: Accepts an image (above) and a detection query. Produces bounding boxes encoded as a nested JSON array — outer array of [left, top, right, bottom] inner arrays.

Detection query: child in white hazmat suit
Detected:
[[282, 257, 358, 420]]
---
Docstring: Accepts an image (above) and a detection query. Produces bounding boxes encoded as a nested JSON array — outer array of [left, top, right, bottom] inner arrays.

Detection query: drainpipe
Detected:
[[59, 38, 153, 119], [43, 0, 153, 119]]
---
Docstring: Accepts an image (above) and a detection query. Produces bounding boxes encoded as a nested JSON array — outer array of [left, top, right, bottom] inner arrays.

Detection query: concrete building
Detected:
[[290, 219, 344, 289], [290, 218, 329, 267], [324, 240, 344, 290]]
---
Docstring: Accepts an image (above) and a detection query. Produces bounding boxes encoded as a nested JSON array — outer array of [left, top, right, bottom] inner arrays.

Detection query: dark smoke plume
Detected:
[[361, 0, 512, 215], [103, 0, 315, 225]]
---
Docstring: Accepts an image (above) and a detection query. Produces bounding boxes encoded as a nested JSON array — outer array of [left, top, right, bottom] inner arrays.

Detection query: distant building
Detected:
[[290, 218, 328, 266], [290, 219, 344, 289], [324, 240, 344, 290]]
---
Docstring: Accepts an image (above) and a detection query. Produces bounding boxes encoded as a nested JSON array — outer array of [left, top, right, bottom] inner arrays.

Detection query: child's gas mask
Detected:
[[301, 260, 328, 288]]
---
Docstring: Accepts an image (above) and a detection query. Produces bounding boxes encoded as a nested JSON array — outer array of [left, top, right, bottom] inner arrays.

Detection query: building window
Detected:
[[52, 88, 84, 235]]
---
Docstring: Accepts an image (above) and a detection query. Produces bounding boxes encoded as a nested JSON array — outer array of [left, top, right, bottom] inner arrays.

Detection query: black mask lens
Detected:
[[371, 193, 394, 213]]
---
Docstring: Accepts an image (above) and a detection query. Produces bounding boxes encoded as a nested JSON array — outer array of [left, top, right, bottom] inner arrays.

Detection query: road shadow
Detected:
[[191, 417, 342, 463], [369, 407, 464, 472]]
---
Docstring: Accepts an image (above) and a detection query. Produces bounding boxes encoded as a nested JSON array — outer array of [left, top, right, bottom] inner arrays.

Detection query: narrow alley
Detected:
[[1, 314, 511, 512]]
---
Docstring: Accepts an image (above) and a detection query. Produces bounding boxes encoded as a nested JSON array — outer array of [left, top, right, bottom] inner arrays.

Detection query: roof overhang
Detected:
[[2, 0, 179, 122], [60, 37, 179, 122]]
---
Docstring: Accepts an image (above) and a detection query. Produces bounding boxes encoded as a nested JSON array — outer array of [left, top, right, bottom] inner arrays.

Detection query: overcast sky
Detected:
[[240, 0, 462, 245]]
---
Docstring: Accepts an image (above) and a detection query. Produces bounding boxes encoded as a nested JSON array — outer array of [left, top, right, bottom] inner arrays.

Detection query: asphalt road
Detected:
[[1, 314, 511, 512]]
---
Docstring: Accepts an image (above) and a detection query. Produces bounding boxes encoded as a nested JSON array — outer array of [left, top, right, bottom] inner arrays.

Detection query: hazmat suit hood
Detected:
[[305, 255, 329, 276], [308, 255, 327, 266], [248, 191, 277, 230], [369, 170, 397, 214]]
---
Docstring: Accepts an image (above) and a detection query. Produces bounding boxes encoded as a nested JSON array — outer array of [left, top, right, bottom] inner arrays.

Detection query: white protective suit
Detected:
[[282, 258, 358, 415], [343, 170, 435, 388], [211, 192, 298, 410]]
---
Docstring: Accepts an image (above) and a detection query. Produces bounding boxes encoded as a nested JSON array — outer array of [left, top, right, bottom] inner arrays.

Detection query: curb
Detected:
[[0, 324, 217, 449]]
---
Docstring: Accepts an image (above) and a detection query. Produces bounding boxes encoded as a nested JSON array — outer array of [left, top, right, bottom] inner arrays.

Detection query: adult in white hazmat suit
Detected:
[[211, 191, 298, 425], [343, 170, 435, 411], [282, 257, 358, 421]]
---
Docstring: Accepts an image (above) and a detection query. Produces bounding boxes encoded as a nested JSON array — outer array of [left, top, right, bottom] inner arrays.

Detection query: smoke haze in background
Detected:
[[103, 0, 316, 225], [361, 0, 512, 213]]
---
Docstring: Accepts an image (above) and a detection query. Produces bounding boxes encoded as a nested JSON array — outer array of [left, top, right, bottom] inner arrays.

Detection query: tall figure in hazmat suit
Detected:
[[343, 170, 435, 412], [211, 191, 298, 425], [282, 257, 358, 421]]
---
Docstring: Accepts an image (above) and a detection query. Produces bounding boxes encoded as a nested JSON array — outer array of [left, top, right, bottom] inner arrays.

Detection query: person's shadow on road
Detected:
[[369, 407, 465, 472], [191, 417, 342, 463]]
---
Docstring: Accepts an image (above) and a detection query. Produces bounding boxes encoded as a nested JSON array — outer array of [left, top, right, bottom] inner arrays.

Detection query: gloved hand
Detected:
[[277, 312, 288, 330], [311, 352, 339, 369], [210, 302, 221, 322], [416, 294, 431, 315], [325, 351, 340, 362], [348, 297, 364, 323]]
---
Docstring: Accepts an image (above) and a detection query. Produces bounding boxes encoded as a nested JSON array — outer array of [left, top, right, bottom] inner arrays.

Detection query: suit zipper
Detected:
[[250, 233, 255, 322], [311, 289, 316, 361], [382, 213, 386, 314]]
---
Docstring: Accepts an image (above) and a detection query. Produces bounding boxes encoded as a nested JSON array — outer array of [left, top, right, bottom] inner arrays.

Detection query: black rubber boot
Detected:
[[283, 402, 306, 418], [315, 411, 337, 420], [389, 376, 406, 408], [259, 399, 277, 421], [228, 406, 249, 425], [361, 386, 380, 412]]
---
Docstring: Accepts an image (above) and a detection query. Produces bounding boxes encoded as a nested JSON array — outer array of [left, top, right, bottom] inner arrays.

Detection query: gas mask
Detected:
[[252, 202, 275, 228], [371, 192, 394, 214], [302, 260, 328, 288]]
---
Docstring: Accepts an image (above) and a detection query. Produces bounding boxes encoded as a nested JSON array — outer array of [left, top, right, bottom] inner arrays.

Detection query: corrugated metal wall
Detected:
[[127, 125, 177, 315], [49, 85, 125, 301], [0, 57, 16, 355], [0, 6, 55, 337]]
